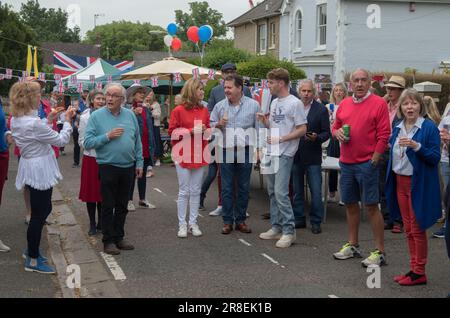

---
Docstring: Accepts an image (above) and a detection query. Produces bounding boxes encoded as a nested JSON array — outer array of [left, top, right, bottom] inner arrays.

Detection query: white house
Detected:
[[279, 0, 450, 82]]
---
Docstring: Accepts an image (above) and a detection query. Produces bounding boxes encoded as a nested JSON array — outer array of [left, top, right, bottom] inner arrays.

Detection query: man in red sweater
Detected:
[[332, 69, 391, 267]]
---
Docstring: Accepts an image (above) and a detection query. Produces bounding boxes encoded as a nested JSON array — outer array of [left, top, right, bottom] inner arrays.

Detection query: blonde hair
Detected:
[[423, 96, 441, 125], [9, 81, 41, 117], [330, 83, 348, 104], [180, 78, 204, 110], [397, 88, 427, 119]]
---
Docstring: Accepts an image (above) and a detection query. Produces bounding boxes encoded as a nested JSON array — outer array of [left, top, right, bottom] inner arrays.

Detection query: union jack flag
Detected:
[[77, 82, 83, 93], [53, 51, 134, 77], [38, 73, 46, 82], [208, 69, 215, 80], [89, 75, 95, 84], [54, 74, 62, 83], [151, 77, 159, 88], [261, 79, 268, 88], [174, 73, 181, 83], [5, 69, 12, 79], [96, 82, 103, 90], [70, 75, 77, 85], [133, 79, 141, 85], [192, 68, 199, 79]]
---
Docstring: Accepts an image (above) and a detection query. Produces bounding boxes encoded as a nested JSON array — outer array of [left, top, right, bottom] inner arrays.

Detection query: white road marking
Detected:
[[100, 252, 127, 281], [238, 239, 252, 247], [153, 188, 167, 196], [328, 295, 339, 298], [261, 253, 280, 266]]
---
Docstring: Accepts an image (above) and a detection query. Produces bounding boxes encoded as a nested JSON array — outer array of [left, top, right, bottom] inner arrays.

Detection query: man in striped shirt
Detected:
[[210, 74, 261, 235]]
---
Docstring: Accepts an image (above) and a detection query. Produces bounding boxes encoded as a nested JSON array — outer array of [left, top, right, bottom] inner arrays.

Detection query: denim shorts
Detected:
[[339, 160, 380, 205]]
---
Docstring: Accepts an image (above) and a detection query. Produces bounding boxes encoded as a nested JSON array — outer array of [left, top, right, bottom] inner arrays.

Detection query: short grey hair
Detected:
[[104, 82, 126, 106], [298, 79, 316, 95], [350, 68, 371, 82]]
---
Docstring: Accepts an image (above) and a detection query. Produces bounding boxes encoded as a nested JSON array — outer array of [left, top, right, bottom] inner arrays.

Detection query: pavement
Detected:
[[1, 141, 449, 298]]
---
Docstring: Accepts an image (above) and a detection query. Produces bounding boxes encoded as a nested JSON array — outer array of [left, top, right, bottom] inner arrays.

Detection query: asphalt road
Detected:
[[54, 141, 450, 298]]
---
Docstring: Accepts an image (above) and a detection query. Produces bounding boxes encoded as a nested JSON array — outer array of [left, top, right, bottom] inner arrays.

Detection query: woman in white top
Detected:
[[145, 90, 163, 167], [325, 83, 347, 202], [78, 90, 105, 236], [10, 81, 75, 274]]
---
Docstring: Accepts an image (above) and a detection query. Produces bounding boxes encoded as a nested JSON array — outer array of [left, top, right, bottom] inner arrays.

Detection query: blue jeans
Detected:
[[200, 162, 218, 205], [441, 162, 450, 189], [220, 148, 252, 225], [291, 163, 324, 225], [266, 155, 295, 235]]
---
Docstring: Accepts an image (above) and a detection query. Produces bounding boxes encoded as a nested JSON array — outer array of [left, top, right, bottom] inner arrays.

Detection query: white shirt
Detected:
[[150, 102, 161, 127], [11, 114, 72, 190], [392, 117, 423, 176], [438, 114, 450, 163], [303, 100, 312, 117], [78, 109, 97, 157], [267, 95, 307, 157]]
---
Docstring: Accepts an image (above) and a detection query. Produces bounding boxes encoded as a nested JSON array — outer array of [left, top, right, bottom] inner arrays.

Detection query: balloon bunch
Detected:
[[186, 25, 214, 66], [164, 23, 182, 53]]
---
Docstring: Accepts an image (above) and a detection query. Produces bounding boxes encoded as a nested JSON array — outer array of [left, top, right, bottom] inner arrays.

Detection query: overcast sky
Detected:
[[3, 0, 254, 38]]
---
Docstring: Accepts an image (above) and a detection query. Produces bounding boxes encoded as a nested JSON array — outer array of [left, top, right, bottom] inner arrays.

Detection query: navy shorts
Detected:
[[339, 160, 380, 206]]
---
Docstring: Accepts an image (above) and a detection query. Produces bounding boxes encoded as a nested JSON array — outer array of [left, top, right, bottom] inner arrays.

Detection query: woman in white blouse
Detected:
[[10, 81, 75, 274], [78, 90, 105, 236]]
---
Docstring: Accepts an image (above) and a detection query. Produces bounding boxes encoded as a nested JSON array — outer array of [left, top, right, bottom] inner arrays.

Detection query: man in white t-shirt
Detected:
[[257, 68, 307, 248]]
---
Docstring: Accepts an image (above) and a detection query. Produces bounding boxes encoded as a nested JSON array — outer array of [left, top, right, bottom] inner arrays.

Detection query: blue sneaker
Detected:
[[22, 250, 48, 263], [24, 256, 55, 274], [432, 227, 445, 238]]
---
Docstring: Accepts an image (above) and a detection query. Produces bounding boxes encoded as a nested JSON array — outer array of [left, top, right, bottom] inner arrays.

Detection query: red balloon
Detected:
[[187, 26, 199, 43], [171, 38, 182, 51]]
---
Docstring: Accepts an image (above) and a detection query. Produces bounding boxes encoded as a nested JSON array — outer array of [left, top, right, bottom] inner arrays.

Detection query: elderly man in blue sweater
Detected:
[[84, 83, 143, 255]]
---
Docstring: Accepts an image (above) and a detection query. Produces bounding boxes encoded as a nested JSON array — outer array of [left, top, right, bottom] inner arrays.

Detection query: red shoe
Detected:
[[394, 271, 412, 283], [391, 224, 403, 234], [398, 274, 427, 286]]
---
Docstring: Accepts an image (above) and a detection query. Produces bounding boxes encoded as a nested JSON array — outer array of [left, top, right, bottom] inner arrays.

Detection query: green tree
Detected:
[[19, 0, 80, 43], [84, 21, 166, 61], [0, 3, 38, 95], [175, 1, 227, 50], [237, 55, 306, 81]]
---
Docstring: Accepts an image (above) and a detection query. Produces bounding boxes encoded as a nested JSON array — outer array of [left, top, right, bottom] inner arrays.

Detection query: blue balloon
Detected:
[[167, 23, 177, 36], [198, 25, 212, 43]]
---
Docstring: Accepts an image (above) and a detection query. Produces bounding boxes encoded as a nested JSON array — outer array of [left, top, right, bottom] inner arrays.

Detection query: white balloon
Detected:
[[164, 35, 173, 47]]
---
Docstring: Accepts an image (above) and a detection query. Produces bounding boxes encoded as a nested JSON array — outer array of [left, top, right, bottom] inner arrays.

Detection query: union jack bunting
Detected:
[[201, 79, 208, 86], [151, 77, 159, 88], [38, 73, 46, 82], [316, 83, 322, 93], [174, 73, 181, 83], [107, 75, 113, 83], [70, 75, 77, 85], [192, 68, 199, 79], [22, 71, 28, 78], [96, 82, 103, 90], [58, 81, 65, 93], [5, 69, 12, 79], [208, 69, 215, 80], [18, 77, 24, 82], [54, 74, 62, 83], [346, 82, 353, 92], [0, 74, 4, 81], [260, 79, 268, 88], [133, 79, 141, 85], [77, 82, 83, 93], [89, 75, 95, 84]]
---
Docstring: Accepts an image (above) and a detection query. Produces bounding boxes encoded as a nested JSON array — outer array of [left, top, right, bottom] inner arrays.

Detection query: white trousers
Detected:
[[175, 164, 205, 226]]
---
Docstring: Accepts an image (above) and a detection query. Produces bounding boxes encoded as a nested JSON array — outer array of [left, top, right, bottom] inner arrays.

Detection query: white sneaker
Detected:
[[139, 200, 156, 209], [155, 160, 161, 167], [209, 206, 222, 216], [177, 224, 188, 238], [275, 233, 296, 248], [333, 242, 362, 260], [259, 228, 282, 240], [246, 211, 250, 217], [189, 224, 203, 237], [0, 240, 11, 252], [127, 201, 136, 212]]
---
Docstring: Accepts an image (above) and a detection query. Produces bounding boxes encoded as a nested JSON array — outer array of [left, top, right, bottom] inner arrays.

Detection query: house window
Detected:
[[316, 3, 327, 48], [295, 10, 302, 49], [258, 24, 267, 54], [269, 22, 276, 49]]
